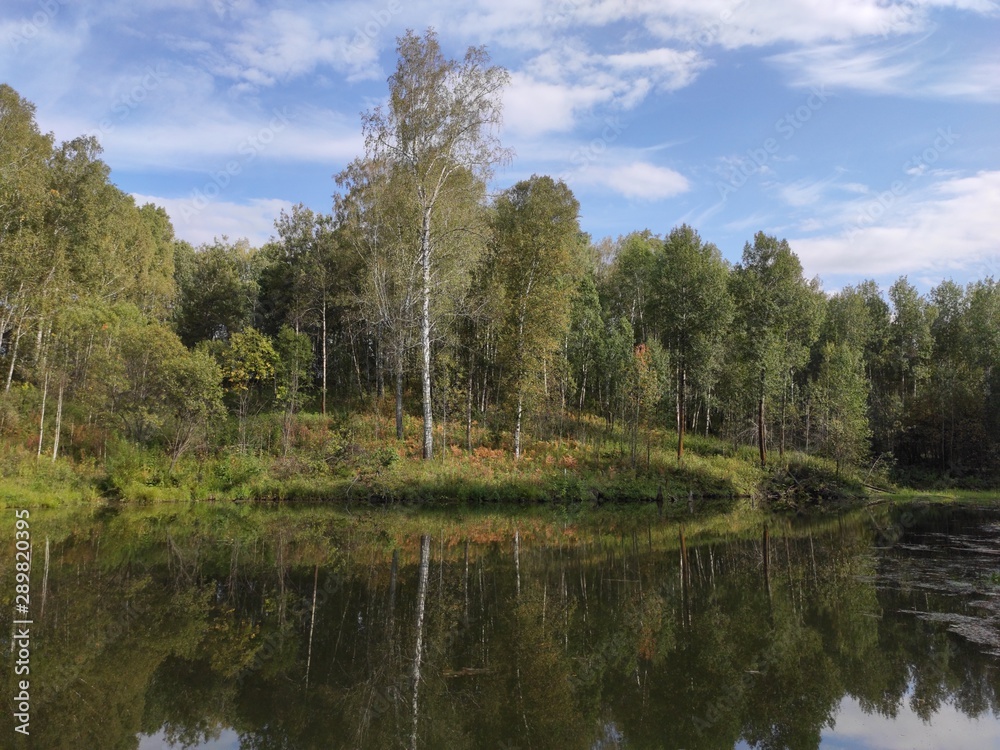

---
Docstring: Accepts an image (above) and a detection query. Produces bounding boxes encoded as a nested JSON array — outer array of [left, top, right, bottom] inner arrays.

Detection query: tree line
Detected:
[[2, 29, 999, 484]]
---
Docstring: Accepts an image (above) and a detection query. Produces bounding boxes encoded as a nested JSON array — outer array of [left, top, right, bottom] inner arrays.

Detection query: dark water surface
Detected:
[[3, 502, 1000, 749]]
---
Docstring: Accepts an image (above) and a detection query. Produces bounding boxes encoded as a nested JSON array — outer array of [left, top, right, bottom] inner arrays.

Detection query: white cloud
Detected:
[[825, 694, 1000, 750], [769, 39, 1000, 102], [573, 161, 690, 201], [604, 47, 708, 90], [768, 40, 922, 95], [603, 0, 923, 48], [778, 173, 844, 208], [789, 170, 1000, 278], [133, 193, 294, 247], [44, 98, 363, 172], [503, 73, 612, 137], [0, 17, 89, 104], [433, 0, 1000, 59], [438, 0, 1000, 112], [924, 56, 1000, 101], [221, 9, 364, 86], [502, 41, 708, 137]]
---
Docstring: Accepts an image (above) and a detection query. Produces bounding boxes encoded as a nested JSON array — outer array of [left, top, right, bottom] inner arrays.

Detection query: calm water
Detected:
[[3, 502, 1000, 749]]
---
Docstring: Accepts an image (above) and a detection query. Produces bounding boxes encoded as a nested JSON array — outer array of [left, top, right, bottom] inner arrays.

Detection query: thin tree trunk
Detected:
[[705, 386, 711, 437], [677, 366, 686, 461], [514, 529, 521, 598], [40, 537, 50, 619], [419, 207, 435, 460], [37, 370, 48, 458], [34, 315, 44, 365], [305, 564, 319, 688], [441, 385, 447, 460], [514, 391, 523, 460], [376, 336, 384, 399], [410, 535, 431, 750], [349, 327, 364, 399], [395, 359, 404, 441], [51, 377, 64, 463], [5, 314, 23, 392], [321, 296, 328, 416], [675, 364, 681, 440], [465, 368, 473, 453], [758, 370, 767, 468], [779, 374, 787, 460]]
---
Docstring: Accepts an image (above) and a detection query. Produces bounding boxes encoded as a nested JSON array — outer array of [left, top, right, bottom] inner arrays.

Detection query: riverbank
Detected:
[[0, 412, 879, 511]]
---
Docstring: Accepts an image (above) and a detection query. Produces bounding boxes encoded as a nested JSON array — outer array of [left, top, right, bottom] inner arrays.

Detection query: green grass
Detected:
[[0, 410, 887, 515]]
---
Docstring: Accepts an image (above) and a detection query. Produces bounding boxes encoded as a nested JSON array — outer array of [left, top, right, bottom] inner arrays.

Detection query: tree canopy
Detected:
[[2, 35, 999, 496]]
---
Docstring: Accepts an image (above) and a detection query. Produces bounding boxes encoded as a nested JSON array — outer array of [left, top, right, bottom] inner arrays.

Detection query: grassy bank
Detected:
[[0, 411, 876, 512]]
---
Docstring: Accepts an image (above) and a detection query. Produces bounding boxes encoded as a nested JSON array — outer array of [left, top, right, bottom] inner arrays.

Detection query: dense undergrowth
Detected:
[[0, 408, 875, 512]]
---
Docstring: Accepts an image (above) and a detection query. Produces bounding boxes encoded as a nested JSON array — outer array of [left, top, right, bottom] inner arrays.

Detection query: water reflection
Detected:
[[2, 503, 999, 749], [822, 694, 1000, 750]]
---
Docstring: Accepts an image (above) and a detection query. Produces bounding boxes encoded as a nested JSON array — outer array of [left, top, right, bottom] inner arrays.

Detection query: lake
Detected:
[[3, 501, 1000, 749]]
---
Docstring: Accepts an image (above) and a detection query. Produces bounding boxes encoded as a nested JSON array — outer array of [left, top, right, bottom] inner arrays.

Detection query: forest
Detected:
[[2, 30, 1000, 506]]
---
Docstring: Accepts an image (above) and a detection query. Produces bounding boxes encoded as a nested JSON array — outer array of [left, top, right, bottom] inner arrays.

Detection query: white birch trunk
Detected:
[[410, 534, 431, 750], [420, 210, 434, 460], [51, 377, 64, 462]]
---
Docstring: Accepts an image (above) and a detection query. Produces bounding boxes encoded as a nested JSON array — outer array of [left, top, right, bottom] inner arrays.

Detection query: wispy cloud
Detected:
[[790, 170, 1000, 278], [573, 161, 690, 201], [769, 37, 1000, 102], [3, 0, 996, 267], [133, 193, 293, 246], [502, 41, 709, 137]]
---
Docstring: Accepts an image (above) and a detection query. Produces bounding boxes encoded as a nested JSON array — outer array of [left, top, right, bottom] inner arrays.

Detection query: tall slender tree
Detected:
[[489, 175, 581, 458], [360, 28, 511, 459], [730, 233, 821, 467], [811, 342, 871, 475], [336, 157, 421, 436], [649, 225, 732, 460]]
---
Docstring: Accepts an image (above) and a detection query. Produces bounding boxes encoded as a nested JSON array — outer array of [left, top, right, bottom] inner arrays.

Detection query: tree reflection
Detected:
[[3, 504, 1000, 749]]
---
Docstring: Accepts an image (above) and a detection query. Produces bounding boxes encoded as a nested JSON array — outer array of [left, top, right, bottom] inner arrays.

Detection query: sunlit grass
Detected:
[[0, 407, 887, 511]]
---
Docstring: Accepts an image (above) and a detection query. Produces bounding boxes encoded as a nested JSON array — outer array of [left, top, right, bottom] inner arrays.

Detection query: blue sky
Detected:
[[2, 0, 999, 291]]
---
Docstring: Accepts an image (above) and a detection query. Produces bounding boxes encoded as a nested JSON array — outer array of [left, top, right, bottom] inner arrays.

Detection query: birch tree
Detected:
[[649, 225, 732, 461], [360, 28, 511, 459], [336, 157, 421, 437], [730, 233, 820, 467], [489, 175, 580, 458]]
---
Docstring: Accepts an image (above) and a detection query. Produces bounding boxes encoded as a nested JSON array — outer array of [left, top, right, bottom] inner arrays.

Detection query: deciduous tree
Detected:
[[489, 175, 581, 458], [361, 28, 511, 459], [649, 225, 732, 460]]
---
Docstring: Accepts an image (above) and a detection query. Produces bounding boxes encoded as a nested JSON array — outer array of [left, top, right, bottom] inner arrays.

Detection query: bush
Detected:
[[212, 452, 267, 491]]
